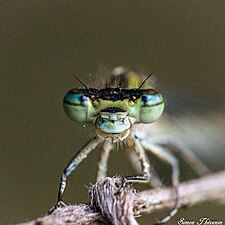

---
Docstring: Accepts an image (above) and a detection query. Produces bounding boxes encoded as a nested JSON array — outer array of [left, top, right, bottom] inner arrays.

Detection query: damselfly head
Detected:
[[63, 69, 164, 139]]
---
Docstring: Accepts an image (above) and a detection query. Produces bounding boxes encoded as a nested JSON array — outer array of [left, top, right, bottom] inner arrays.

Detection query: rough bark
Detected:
[[16, 170, 225, 225]]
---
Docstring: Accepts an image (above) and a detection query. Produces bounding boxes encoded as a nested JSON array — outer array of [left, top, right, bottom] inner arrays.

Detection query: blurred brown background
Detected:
[[0, 1, 224, 224]]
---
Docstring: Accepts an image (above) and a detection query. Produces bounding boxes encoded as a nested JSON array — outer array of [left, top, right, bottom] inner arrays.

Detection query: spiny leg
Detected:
[[141, 139, 179, 224], [150, 135, 210, 175], [124, 145, 163, 188], [96, 140, 113, 182], [58, 137, 102, 202], [48, 136, 103, 214], [117, 137, 151, 193]]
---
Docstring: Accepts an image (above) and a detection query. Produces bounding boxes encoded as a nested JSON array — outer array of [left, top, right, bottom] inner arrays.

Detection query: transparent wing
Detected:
[[136, 110, 225, 170]]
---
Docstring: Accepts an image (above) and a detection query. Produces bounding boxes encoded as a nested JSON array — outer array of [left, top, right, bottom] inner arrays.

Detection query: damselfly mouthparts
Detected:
[[49, 67, 210, 223]]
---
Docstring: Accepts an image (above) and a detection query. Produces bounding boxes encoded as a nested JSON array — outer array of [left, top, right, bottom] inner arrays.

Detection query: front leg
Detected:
[[125, 145, 163, 188], [117, 137, 151, 193], [48, 136, 103, 214], [97, 140, 113, 182]]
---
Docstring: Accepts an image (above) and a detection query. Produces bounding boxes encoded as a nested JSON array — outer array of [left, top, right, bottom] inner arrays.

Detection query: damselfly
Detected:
[[50, 67, 210, 223]]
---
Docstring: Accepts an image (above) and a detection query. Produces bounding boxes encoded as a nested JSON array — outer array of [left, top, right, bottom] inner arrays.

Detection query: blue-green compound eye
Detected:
[[138, 91, 164, 123], [63, 90, 97, 122]]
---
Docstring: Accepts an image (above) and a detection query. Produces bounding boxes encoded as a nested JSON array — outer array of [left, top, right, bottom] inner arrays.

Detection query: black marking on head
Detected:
[[101, 107, 126, 113], [69, 88, 158, 102]]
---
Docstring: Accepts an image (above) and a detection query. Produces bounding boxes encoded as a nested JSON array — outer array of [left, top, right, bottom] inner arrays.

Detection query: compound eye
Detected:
[[63, 90, 96, 122], [139, 91, 164, 123]]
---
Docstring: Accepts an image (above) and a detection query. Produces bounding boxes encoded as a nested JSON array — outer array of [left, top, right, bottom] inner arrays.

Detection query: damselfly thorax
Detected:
[[49, 67, 210, 223]]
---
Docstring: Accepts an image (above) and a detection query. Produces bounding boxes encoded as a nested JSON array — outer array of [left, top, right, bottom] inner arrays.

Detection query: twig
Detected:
[[15, 170, 225, 225]]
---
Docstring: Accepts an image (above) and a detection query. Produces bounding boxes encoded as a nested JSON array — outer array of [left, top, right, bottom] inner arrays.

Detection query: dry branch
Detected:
[[16, 170, 225, 225]]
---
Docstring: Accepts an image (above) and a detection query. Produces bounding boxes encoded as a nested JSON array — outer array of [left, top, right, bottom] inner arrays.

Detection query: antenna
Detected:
[[138, 73, 153, 90], [73, 75, 89, 90]]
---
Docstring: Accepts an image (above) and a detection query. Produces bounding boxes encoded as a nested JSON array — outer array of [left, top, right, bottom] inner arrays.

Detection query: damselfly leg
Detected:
[[141, 138, 179, 224], [97, 140, 113, 182], [48, 137, 103, 214]]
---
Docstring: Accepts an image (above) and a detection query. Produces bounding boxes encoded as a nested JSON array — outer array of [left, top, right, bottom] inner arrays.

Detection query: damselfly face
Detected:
[[63, 86, 164, 141]]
